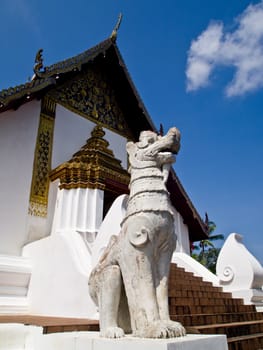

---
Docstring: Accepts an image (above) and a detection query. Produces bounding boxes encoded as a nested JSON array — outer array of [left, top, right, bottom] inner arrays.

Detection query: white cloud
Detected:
[[186, 23, 223, 91], [186, 1, 263, 96]]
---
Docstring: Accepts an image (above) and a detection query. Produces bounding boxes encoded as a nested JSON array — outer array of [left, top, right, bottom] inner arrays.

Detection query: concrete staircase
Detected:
[[169, 263, 263, 350], [2, 262, 263, 349]]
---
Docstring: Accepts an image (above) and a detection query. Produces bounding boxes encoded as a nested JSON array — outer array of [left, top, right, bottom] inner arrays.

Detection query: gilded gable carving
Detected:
[[49, 67, 132, 138]]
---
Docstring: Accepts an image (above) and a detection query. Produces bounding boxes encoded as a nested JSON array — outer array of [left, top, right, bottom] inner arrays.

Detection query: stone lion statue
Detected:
[[88, 127, 186, 338]]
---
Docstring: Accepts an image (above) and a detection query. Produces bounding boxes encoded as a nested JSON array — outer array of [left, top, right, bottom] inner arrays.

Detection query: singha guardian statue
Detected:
[[89, 127, 185, 339]]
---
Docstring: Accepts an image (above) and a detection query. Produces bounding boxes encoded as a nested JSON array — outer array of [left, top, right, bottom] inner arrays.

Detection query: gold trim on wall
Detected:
[[28, 97, 56, 217]]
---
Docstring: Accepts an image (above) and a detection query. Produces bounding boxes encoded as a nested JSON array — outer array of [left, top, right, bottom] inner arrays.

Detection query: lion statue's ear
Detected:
[[129, 227, 149, 247]]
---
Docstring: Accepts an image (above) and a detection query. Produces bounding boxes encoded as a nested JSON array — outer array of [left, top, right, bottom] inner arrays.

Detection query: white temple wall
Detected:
[[0, 101, 41, 255], [52, 105, 127, 170], [26, 180, 59, 243], [174, 211, 190, 255], [0, 98, 191, 259]]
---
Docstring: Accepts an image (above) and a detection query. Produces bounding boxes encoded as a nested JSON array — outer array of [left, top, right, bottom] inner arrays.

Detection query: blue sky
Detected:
[[1, 0, 262, 263]]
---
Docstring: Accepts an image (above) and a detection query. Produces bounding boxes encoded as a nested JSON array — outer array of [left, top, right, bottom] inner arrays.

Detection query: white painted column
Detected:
[[51, 185, 104, 242], [23, 184, 103, 318]]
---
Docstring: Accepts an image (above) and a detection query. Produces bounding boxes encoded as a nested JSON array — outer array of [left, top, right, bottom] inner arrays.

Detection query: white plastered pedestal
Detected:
[[0, 325, 228, 350]]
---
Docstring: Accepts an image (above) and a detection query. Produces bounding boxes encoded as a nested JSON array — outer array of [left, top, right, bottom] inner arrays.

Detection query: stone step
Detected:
[[169, 289, 233, 299], [171, 312, 263, 327], [227, 332, 263, 350], [169, 276, 216, 286], [169, 283, 224, 293], [0, 314, 99, 334], [169, 268, 216, 283], [43, 323, 99, 334], [169, 296, 244, 307], [194, 319, 263, 337], [169, 303, 255, 315], [168, 262, 263, 349]]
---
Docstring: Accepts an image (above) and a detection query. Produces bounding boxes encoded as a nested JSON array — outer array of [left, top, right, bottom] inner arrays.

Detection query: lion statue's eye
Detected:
[[148, 137, 155, 144]]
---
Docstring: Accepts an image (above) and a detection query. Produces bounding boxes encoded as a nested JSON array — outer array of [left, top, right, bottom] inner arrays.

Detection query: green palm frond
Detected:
[[191, 215, 225, 273], [209, 234, 224, 241]]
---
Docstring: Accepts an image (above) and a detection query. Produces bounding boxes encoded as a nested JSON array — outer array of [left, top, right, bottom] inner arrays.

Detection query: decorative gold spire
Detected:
[[50, 124, 130, 192], [110, 13, 123, 42]]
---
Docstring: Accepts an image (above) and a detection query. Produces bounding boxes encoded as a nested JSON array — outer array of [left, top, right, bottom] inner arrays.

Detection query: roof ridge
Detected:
[[0, 36, 115, 110], [33, 37, 114, 79]]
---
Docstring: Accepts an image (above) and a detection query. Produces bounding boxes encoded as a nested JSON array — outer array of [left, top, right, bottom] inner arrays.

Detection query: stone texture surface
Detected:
[[89, 128, 185, 338]]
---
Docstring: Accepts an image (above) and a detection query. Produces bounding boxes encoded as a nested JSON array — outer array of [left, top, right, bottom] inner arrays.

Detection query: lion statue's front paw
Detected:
[[100, 326, 125, 338], [164, 320, 186, 337], [137, 320, 186, 338]]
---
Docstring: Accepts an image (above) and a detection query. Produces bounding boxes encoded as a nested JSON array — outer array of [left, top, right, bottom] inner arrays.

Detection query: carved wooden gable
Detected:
[[48, 65, 132, 138]]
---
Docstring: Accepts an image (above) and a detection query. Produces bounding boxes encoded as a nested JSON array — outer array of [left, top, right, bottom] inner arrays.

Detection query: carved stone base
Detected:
[[0, 327, 228, 350], [36, 333, 228, 350], [22, 232, 97, 318], [0, 255, 31, 315]]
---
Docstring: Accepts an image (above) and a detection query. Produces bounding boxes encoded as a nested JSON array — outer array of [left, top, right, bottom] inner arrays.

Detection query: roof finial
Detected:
[[159, 123, 164, 136], [110, 13, 123, 42], [33, 48, 46, 79]]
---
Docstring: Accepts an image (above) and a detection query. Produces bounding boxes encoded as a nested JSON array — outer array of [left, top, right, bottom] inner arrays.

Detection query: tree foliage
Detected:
[[191, 214, 224, 274]]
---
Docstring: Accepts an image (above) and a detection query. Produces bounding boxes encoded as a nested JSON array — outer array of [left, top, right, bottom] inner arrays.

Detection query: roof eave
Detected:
[[168, 169, 208, 241], [0, 38, 115, 113]]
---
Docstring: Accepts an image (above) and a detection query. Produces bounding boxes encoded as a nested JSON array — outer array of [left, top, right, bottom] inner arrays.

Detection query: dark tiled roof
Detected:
[[42, 39, 112, 77], [0, 77, 55, 108], [0, 37, 155, 134], [0, 38, 114, 111]]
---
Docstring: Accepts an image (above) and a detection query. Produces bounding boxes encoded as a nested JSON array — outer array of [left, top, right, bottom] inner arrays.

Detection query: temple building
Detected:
[[0, 28, 208, 315], [1, 27, 263, 350], [0, 35, 207, 255]]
